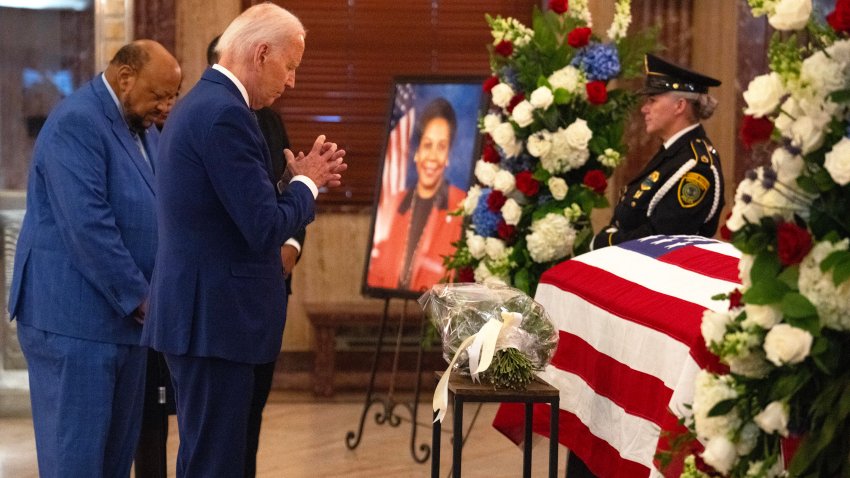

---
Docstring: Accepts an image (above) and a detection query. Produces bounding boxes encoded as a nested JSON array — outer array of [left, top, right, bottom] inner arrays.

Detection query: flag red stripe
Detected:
[[541, 260, 722, 370], [657, 246, 740, 284], [551, 331, 673, 423], [492, 403, 652, 477]]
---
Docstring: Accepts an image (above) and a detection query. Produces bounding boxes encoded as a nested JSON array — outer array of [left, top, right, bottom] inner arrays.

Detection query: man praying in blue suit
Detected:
[[8, 40, 181, 477], [140, 4, 347, 476]]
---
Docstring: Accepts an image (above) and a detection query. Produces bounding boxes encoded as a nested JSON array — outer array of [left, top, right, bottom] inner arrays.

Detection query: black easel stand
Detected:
[[345, 297, 431, 463]]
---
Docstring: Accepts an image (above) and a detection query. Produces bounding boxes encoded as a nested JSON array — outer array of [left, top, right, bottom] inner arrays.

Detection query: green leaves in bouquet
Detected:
[[820, 248, 850, 286], [742, 250, 789, 305]]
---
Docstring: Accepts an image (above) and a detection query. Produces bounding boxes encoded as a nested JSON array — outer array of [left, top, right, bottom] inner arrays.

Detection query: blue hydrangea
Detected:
[[501, 152, 536, 174], [499, 66, 520, 91], [571, 43, 621, 82], [472, 189, 502, 237]]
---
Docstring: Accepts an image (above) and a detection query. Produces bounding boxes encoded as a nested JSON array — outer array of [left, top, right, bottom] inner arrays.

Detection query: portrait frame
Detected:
[[362, 75, 488, 300]]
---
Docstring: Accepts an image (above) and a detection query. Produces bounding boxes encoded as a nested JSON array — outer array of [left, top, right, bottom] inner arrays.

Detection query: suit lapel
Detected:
[[93, 76, 155, 193]]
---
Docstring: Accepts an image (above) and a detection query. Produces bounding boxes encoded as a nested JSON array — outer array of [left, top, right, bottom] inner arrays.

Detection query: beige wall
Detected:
[[693, 0, 739, 220], [175, 0, 240, 93]]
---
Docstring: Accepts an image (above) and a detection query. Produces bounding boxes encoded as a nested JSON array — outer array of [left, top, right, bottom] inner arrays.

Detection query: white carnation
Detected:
[[564, 118, 593, 150], [701, 436, 738, 475], [789, 114, 826, 155], [692, 370, 741, 440], [743, 72, 785, 118], [770, 147, 805, 186], [728, 349, 772, 379], [548, 65, 584, 94], [493, 170, 516, 194], [529, 86, 554, 110], [701, 309, 731, 347], [767, 0, 812, 31], [491, 82, 515, 108], [511, 100, 535, 128], [501, 198, 522, 226], [500, 140, 524, 159], [466, 232, 486, 259], [482, 113, 502, 134], [526, 213, 576, 263], [763, 324, 813, 366], [742, 304, 783, 329], [754, 401, 790, 437], [473, 261, 492, 282], [547, 177, 569, 200], [801, 50, 847, 95], [491, 122, 516, 149], [474, 160, 498, 187], [484, 237, 508, 260], [526, 131, 553, 158], [798, 239, 850, 330], [463, 185, 482, 215], [824, 136, 850, 186]]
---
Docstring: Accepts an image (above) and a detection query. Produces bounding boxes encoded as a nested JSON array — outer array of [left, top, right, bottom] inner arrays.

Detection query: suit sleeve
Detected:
[[40, 111, 148, 317], [204, 105, 315, 254]]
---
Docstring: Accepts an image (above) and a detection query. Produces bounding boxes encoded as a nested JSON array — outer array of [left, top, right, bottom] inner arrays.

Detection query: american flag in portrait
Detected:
[[375, 83, 415, 243]]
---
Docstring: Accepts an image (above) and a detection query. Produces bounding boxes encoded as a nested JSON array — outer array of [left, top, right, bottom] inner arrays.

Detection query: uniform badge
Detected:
[[678, 172, 710, 208], [640, 171, 660, 191]]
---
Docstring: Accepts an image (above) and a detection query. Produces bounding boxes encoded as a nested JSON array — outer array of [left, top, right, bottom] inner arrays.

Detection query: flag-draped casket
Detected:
[[493, 235, 741, 477]]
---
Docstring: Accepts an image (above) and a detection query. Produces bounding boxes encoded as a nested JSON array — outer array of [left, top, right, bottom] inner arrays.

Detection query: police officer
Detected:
[[592, 54, 725, 250]]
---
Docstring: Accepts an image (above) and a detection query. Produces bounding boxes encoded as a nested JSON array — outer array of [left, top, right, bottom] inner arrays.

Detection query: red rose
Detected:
[[506, 93, 525, 113], [487, 189, 507, 211], [728, 289, 743, 310], [828, 0, 850, 33], [495, 40, 513, 57], [482, 142, 501, 163], [776, 222, 812, 266], [497, 221, 517, 242], [455, 266, 475, 283], [483, 75, 500, 93], [549, 0, 569, 14], [568, 27, 592, 48], [515, 171, 540, 196], [739, 115, 774, 149], [586, 81, 608, 105], [583, 170, 607, 194]]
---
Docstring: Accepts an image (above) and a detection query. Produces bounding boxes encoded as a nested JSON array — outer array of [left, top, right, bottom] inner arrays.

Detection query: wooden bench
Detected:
[[304, 300, 428, 397]]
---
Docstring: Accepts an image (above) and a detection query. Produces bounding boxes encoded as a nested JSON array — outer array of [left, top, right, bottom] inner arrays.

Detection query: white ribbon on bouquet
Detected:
[[432, 311, 524, 423]]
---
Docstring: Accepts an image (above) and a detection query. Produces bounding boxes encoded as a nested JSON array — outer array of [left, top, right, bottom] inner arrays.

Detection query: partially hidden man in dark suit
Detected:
[[140, 4, 346, 476], [8, 40, 180, 477], [592, 54, 725, 251]]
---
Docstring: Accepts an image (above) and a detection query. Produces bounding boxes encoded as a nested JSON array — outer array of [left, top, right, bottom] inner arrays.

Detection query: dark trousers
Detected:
[[245, 360, 276, 478], [165, 353, 254, 478], [567, 452, 598, 478], [134, 350, 174, 478]]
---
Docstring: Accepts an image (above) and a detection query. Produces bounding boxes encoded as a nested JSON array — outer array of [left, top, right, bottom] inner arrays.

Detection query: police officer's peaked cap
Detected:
[[639, 54, 721, 95]]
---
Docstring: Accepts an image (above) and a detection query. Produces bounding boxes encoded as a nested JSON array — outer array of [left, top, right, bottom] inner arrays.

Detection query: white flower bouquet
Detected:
[[419, 283, 559, 420]]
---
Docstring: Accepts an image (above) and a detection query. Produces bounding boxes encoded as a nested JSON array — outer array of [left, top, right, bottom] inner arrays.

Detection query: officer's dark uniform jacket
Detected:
[[592, 124, 724, 249]]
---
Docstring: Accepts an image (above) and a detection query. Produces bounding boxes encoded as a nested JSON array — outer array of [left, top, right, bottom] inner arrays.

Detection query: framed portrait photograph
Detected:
[[362, 76, 487, 299]]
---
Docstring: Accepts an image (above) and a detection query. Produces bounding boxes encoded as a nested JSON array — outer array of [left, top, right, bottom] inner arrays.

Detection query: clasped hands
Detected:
[[284, 134, 347, 189]]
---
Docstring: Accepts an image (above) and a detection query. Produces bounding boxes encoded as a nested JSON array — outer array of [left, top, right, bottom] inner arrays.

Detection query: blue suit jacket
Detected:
[[141, 68, 315, 364], [8, 75, 157, 345]]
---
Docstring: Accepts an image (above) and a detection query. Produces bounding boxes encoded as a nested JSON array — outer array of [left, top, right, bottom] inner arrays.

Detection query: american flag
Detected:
[[374, 83, 415, 243], [493, 235, 741, 477]]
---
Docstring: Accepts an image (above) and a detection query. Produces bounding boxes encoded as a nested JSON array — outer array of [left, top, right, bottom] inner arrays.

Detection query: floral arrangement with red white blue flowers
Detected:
[[678, 1, 850, 476], [444, 0, 655, 296]]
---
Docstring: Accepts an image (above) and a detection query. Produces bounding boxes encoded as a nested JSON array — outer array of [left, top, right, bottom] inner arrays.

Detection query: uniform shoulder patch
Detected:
[[678, 171, 710, 208], [690, 139, 715, 165]]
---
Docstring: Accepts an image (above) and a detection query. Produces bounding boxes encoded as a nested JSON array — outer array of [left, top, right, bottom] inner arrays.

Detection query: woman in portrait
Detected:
[[368, 97, 467, 293]]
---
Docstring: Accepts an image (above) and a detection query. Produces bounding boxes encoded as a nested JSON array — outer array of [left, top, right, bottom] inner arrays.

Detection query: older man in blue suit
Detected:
[[141, 4, 346, 476], [8, 40, 181, 477]]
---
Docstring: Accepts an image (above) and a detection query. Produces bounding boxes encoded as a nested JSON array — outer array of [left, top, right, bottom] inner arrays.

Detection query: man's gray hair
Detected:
[[216, 3, 305, 64]]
